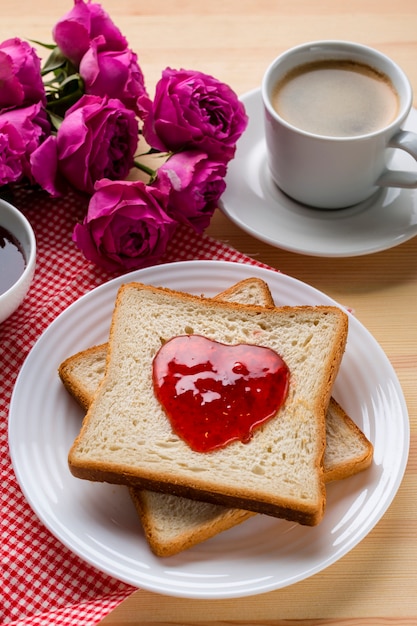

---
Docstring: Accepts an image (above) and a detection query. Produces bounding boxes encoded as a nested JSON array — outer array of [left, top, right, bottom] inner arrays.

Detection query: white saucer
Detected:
[[219, 88, 417, 257]]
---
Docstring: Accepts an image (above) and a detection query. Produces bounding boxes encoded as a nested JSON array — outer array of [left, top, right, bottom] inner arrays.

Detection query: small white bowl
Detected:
[[0, 198, 36, 324]]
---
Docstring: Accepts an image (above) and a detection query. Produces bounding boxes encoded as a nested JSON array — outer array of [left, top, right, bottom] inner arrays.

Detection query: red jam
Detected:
[[152, 335, 290, 453]]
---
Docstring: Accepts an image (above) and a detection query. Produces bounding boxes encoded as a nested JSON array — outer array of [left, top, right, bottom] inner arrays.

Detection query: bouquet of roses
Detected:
[[0, 0, 248, 271]]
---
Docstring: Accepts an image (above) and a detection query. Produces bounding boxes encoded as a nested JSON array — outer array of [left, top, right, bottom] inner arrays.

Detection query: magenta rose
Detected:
[[139, 68, 248, 162], [153, 151, 227, 233], [31, 94, 138, 196], [0, 102, 50, 186], [52, 0, 128, 67], [0, 38, 46, 110], [80, 36, 147, 114], [73, 178, 178, 272], [0, 123, 22, 184]]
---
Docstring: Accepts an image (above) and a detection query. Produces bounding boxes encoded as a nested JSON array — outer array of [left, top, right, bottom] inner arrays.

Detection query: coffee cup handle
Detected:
[[377, 130, 417, 188]]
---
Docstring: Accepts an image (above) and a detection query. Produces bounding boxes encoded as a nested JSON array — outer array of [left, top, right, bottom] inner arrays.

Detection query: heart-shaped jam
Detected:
[[152, 335, 290, 452]]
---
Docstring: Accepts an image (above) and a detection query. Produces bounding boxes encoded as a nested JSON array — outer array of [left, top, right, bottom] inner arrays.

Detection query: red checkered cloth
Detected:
[[0, 185, 272, 626]]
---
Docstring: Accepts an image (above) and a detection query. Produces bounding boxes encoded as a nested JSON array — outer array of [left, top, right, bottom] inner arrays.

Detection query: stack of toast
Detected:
[[59, 277, 373, 557]]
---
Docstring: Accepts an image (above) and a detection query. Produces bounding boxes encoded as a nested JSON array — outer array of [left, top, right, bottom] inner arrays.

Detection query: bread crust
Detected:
[[59, 343, 107, 411], [323, 398, 373, 482], [129, 488, 256, 558]]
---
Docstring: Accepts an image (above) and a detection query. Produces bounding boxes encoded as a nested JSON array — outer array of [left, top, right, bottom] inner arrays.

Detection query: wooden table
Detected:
[[2, 1, 416, 624]]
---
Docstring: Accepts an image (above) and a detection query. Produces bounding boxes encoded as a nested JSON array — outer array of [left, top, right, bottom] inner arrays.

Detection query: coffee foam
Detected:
[[272, 60, 399, 137]]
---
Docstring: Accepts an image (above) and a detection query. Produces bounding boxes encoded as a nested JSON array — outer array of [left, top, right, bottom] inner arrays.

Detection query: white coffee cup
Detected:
[[262, 40, 417, 209]]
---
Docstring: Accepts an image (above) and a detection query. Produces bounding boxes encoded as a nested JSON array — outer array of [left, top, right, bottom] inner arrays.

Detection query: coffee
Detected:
[[271, 60, 399, 137]]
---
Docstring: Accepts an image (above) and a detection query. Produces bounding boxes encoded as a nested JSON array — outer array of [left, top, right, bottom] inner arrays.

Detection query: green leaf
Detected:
[[45, 81, 84, 116], [41, 46, 68, 75], [59, 73, 83, 90], [47, 110, 64, 132], [29, 39, 56, 50]]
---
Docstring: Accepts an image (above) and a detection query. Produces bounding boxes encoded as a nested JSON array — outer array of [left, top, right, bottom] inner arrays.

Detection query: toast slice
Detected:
[[60, 279, 371, 556], [68, 281, 349, 526]]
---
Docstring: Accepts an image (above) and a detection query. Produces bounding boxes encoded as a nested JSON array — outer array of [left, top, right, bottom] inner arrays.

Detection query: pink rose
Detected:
[[154, 151, 227, 233], [80, 37, 147, 114], [52, 0, 128, 67], [31, 94, 138, 196], [0, 102, 50, 185], [73, 178, 177, 272], [140, 68, 248, 162], [0, 38, 46, 110]]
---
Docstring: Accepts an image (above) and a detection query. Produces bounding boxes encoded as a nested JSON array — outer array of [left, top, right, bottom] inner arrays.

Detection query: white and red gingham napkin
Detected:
[[0, 185, 271, 626]]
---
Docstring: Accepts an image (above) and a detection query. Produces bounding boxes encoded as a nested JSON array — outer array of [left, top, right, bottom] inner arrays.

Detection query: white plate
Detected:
[[9, 260, 409, 598], [219, 88, 417, 257]]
